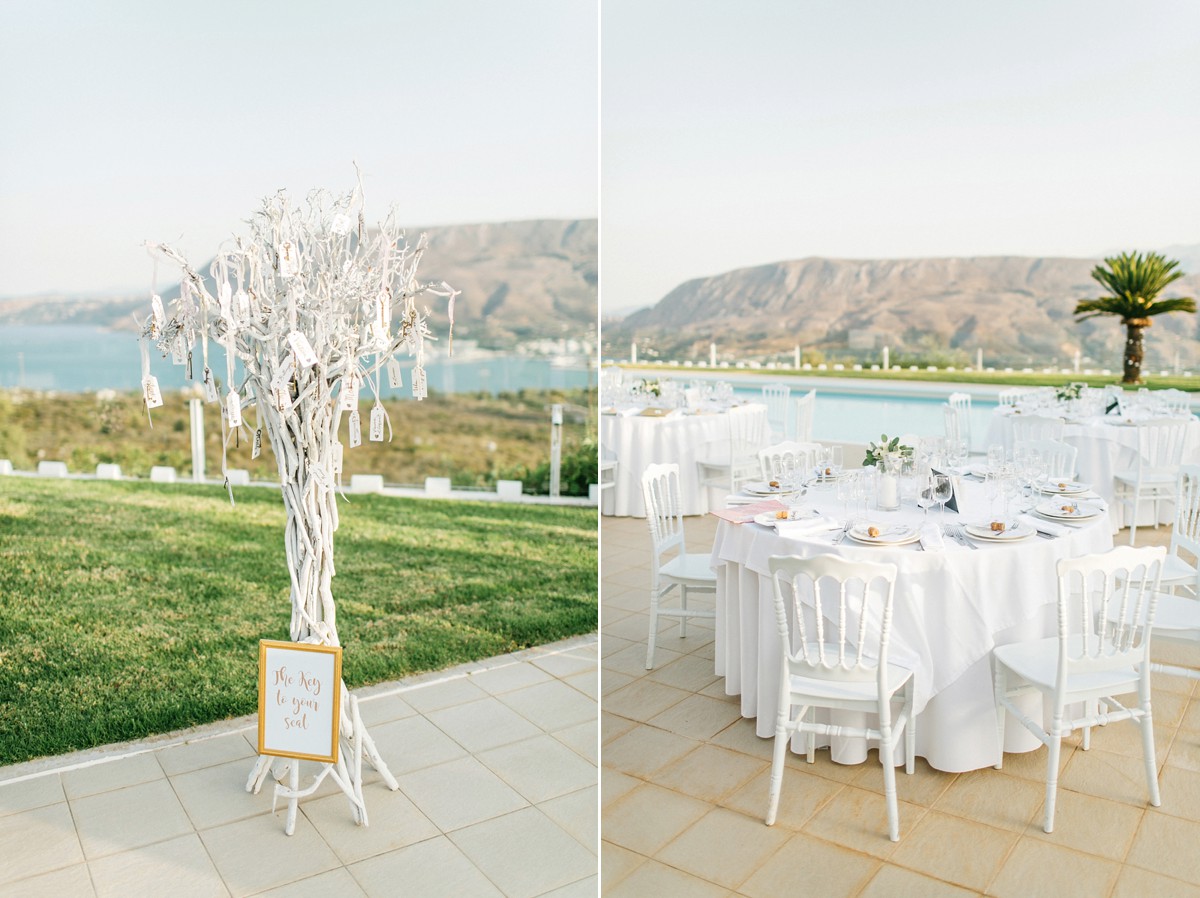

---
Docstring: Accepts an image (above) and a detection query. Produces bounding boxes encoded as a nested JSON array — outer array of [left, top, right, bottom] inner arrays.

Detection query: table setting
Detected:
[[710, 435, 1114, 772]]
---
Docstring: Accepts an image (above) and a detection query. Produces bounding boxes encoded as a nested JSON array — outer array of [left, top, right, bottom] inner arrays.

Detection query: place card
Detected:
[[348, 409, 361, 447], [332, 441, 344, 474], [252, 427, 262, 459], [412, 365, 427, 400], [386, 358, 402, 389], [277, 241, 299, 278]]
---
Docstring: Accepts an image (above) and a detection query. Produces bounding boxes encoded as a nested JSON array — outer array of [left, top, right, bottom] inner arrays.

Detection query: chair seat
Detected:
[[994, 636, 1140, 696], [1152, 593, 1200, 634], [1114, 468, 1177, 487], [789, 663, 913, 704], [661, 552, 717, 586], [1161, 553, 1199, 585]]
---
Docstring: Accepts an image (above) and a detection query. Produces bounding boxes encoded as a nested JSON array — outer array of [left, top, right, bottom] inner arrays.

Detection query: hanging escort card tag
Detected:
[[348, 410, 362, 448], [332, 441, 344, 475], [202, 367, 219, 402], [233, 289, 251, 323], [412, 365, 427, 400], [369, 404, 385, 442], [277, 241, 298, 279], [252, 427, 262, 459], [386, 358, 402, 389], [171, 334, 187, 365], [226, 391, 243, 428], [339, 375, 359, 411], [330, 213, 352, 236], [143, 375, 163, 409], [287, 331, 319, 368], [151, 294, 165, 333]]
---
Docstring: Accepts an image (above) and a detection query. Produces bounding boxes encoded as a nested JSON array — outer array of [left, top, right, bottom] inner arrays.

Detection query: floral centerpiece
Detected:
[[638, 378, 662, 398], [863, 434, 912, 467], [1055, 382, 1085, 403]]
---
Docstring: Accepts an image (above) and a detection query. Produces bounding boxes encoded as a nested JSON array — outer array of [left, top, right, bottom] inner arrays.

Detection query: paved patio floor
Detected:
[[602, 513, 1200, 897], [0, 635, 598, 898]]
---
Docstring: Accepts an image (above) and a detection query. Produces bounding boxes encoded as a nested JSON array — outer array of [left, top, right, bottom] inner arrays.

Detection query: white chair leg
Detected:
[[1043, 718, 1063, 833], [806, 708, 816, 764], [992, 660, 1007, 770], [904, 682, 915, 775], [765, 719, 789, 826], [879, 724, 900, 842], [645, 587, 660, 670], [1082, 699, 1092, 751], [680, 585, 688, 639], [1140, 710, 1161, 808]]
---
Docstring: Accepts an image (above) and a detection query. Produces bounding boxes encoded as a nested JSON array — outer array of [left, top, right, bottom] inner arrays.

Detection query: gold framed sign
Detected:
[[257, 640, 343, 764]]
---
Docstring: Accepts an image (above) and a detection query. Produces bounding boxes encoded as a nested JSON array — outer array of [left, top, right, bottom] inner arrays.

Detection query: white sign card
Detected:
[[257, 640, 342, 764]]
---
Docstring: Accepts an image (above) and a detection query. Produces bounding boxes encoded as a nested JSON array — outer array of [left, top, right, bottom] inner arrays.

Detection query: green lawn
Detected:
[[0, 478, 597, 766]]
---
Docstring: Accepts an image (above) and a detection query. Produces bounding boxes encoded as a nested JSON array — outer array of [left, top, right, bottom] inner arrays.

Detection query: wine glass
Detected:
[[916, 472, 936, 520], [932, 474, 953, 527], [829, 445, 844, 476]]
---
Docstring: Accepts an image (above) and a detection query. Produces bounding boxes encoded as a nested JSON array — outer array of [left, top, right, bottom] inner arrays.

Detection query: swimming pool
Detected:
[[726, 380, 997, 445]]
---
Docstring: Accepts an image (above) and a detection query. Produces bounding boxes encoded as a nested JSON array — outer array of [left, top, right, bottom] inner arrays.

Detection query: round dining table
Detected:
[[600, 401, 769, 517], [983, 407, 1200, 530], [711, 479, 1113, 772]]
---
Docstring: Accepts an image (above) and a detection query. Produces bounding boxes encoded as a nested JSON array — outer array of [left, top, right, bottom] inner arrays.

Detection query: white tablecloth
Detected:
[[712, 481, 1113, 772], [600, 403, 769, 517], [984, 409, 1200, 529]]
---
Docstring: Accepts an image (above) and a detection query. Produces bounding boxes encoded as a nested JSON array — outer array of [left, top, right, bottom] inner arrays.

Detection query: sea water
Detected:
[[0, 325, 591, 396]]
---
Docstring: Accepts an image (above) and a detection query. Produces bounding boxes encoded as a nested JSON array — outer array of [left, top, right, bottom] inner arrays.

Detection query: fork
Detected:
[[832, 523, 852, 545], [953, 524, 979, 550]]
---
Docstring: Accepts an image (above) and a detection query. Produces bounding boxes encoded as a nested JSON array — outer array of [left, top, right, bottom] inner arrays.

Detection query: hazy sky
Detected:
[[0, 0, 597, 296], [602, 0, 1200, 313]]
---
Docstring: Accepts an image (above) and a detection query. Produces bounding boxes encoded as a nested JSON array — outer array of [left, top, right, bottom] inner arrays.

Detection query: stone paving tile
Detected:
[[71, 779, 193, 860], [347, 836, 504, 898], [449, 805, 596, 898], [0, 775, 64, 818], [0, 864, 96, 898], [155, 732, 257, 778], [88, 833, 228, 898], [0, 802, 84, 886], [61, 752, 165, 800], [397, 756, 528, 833]]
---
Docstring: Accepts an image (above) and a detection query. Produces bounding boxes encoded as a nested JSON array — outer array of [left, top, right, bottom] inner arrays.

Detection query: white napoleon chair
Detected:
[[1009, 414, 1065, 444], [758, 441, 823, 482], [761, 383, 792, 440], [1158, 388, 1193, 416], [999, 388, 1030, 408], [948, 392, 973, 452], [1114, 417, 1190, 544], [765, 554, 915, 842], [641, 463, 717, 670], [697, 404, 768, 499], [598, 447, 618, 507], [1014, 438, 1079, 481], [792, 389, 816, 442], [992, 546, 1166, 833], [1156, 465, 1200, 598]]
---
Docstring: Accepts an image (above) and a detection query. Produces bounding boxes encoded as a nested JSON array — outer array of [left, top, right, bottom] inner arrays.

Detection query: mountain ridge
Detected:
[[603, 252, 1200, 369]]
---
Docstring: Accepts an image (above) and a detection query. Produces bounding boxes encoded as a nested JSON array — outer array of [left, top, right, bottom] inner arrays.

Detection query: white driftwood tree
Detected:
[[140, 179, 456, 833]]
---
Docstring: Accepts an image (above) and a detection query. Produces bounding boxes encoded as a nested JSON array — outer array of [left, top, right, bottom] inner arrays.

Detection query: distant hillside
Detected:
[[0, 219, 597, 348], [604, 254, 1200, 370]]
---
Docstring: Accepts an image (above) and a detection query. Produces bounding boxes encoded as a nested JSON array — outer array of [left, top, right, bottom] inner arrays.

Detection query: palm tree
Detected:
[[1074, 251, 1195, 384]]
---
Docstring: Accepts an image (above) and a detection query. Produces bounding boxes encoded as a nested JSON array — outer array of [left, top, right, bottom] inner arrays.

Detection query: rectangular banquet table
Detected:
[[711, 480, 1113, 772], [599, 401, 769, 517]]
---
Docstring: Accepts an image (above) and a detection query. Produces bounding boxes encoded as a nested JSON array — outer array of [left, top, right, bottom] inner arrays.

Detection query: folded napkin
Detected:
[[919, 523, 946, 551], [712, 499, 786, 523], [1019, 514, 1072, 537], [777, 515, 840, 539]]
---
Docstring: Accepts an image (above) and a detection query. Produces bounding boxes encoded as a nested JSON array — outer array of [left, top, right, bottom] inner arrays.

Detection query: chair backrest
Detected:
[[1054, 547, 1164, 684], [1172, 465, 1200, 565], [1158, 388, 1193, 416], [762, 384, 791, 436], [1134, 417, 1190, 473], [1010, 414, 1065, 443], [758, 441, 822, 480], [1014, 438, 1078, 479], [999, 388, 1029, 407], [768, 553, 899, 687], [641, 463, 686, 574], [792, 389, 816, 442], [943, 404, 964, 447]]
